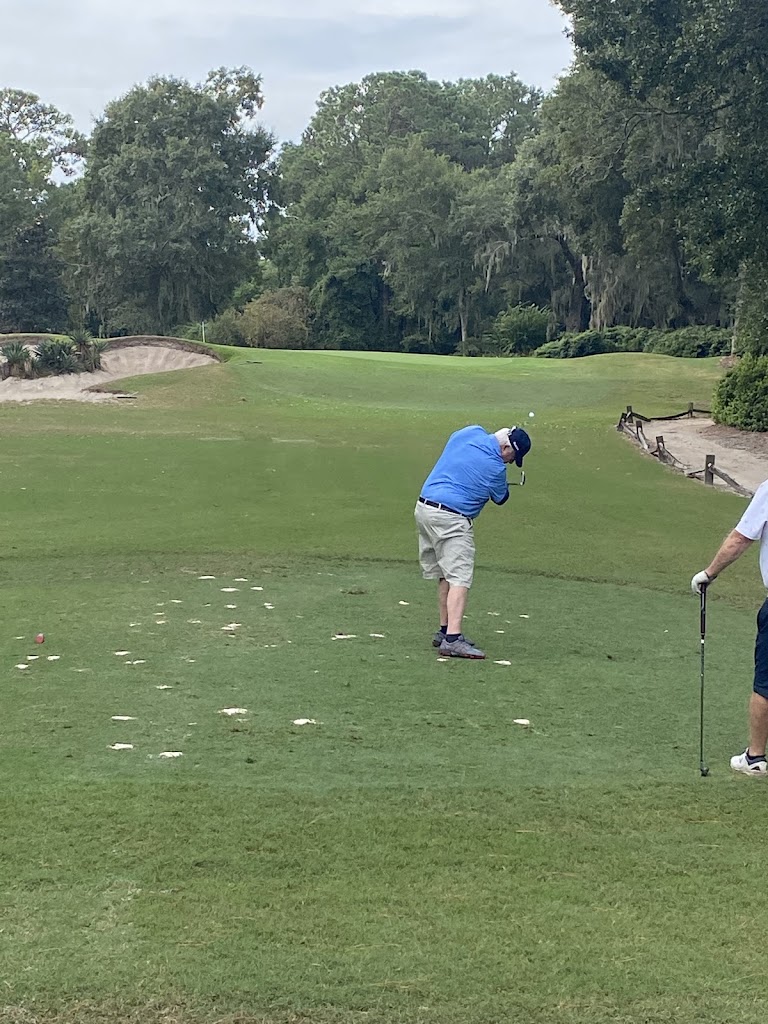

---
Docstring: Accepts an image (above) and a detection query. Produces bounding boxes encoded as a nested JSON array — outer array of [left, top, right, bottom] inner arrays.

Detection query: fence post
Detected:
[[705, 455, 715, 486]]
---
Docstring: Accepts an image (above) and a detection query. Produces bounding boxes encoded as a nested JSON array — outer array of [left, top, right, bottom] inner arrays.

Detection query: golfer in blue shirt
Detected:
[[415, 425, 531, 659]]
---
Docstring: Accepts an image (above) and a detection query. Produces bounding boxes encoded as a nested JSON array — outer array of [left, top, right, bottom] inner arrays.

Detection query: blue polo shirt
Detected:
[[420, 426, 509, 519]]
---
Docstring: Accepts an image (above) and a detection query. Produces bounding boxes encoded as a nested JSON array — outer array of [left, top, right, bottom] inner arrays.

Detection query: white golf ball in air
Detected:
[[528, 411, 535, 418]]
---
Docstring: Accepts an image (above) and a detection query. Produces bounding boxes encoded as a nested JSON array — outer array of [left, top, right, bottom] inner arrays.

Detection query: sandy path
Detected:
[[640, 417, 768, 495], [0, 344, 217, 404]]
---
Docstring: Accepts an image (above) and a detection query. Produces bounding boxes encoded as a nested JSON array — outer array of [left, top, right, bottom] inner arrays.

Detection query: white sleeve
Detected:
[[735, 482, 768, 540]]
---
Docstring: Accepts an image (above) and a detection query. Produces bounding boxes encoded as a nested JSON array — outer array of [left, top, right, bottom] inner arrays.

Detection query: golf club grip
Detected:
[[700, 585, 707, 638]]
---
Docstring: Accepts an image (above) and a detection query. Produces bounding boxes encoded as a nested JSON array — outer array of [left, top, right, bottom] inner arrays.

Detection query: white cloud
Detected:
[[79, 0, 516, 21], [0, 0, 573, 141]]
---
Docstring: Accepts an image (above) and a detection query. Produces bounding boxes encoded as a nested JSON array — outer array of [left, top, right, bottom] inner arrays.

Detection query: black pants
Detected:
[[754, 599, 768, 698]]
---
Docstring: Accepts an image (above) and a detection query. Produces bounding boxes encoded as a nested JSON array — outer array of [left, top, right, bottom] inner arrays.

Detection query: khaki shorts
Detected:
[[414, 501, 475, 589]]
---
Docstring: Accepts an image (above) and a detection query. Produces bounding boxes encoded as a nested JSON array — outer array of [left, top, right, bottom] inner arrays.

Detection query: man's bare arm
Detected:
[[706, 529, 754, 579]]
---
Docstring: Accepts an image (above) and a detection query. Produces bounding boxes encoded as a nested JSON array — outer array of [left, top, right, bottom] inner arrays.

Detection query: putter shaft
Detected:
[[700, 586, 708, 775]]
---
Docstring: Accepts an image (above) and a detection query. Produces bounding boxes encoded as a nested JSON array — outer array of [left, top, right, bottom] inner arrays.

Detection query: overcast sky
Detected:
[[2, 0, 573, 143]]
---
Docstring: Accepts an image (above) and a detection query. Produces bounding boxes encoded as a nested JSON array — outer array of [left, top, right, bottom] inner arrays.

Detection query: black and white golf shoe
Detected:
[[730, 749, 768, 776]]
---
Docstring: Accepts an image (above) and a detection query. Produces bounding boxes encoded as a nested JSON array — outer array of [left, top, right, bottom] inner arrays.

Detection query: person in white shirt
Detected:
[[692, 480, 768, 775]]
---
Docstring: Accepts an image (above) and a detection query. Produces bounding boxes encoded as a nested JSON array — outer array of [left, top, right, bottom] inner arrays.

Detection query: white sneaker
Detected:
[[730, 749, 768, 776]]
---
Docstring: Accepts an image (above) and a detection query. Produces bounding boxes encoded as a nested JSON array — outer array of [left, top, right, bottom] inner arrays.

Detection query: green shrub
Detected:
[[713, 355, 768, 430], [88, 339, 108, 371], [67, 329, 108, 371], [644, 326, 731, 358], [240, 288, 312, 349], [2, 340, 31, 377], [206, 308, 248, 347], [401, 333, 434, 354], [601, 326, 652, 352], [536, 325, 732, 359], [34, 339, 80, 375], [460, 338, 488, 357], [535, 330, 617, 358], [490, 304, 550, 356], [171, 323, 206, 343], [533, 339, 567, 359]]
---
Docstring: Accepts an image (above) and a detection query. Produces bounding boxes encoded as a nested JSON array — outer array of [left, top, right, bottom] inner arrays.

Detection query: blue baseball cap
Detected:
[[508, 427, 531, 467]]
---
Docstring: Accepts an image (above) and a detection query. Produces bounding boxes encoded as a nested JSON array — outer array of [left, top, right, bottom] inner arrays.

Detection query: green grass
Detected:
[[0, 331, 71, 346], [1, 349, 766, 1024]]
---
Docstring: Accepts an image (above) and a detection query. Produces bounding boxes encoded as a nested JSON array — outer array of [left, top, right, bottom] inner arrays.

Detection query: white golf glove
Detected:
[[691, 570, 714, 595]]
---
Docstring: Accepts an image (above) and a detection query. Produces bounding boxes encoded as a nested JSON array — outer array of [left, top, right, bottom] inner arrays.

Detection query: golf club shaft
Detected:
[[700, 585, 708, 774]]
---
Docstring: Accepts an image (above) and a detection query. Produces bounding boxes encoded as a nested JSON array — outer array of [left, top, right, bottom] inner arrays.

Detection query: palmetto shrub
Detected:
[[1, 340, 31, 377], [34, 339, 80, 375]]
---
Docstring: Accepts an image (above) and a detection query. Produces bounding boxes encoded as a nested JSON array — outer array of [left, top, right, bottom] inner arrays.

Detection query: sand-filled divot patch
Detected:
[[109, 743, 134, 751]]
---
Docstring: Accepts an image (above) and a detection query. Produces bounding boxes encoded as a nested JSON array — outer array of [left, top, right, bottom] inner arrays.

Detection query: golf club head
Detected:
[[700, 765, 710, 777]]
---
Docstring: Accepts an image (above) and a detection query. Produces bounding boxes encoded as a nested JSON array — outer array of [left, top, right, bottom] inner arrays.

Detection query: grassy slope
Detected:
[[0, 350, 766, 1024]]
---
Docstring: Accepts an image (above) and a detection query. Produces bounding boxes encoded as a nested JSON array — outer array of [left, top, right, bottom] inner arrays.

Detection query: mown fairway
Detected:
[[1, 349, 767, 1024]]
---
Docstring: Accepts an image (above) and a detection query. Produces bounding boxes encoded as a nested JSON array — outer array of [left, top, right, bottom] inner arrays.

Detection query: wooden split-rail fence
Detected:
[[617, 403, 754, 498]]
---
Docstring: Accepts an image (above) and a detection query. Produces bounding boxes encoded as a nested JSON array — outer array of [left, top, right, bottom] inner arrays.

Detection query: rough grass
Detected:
[[0, 349, 765, 1023]]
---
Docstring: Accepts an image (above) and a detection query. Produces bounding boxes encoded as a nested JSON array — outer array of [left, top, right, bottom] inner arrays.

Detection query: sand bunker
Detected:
[[0, 340, 218, 404]]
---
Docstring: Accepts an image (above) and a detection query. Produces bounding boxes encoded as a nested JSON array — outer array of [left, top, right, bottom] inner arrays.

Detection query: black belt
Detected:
[[418, 496, 471, 519]]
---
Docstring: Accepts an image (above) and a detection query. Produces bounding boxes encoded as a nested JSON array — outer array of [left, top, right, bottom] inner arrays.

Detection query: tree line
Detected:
[[1, 0, 767, 365]]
